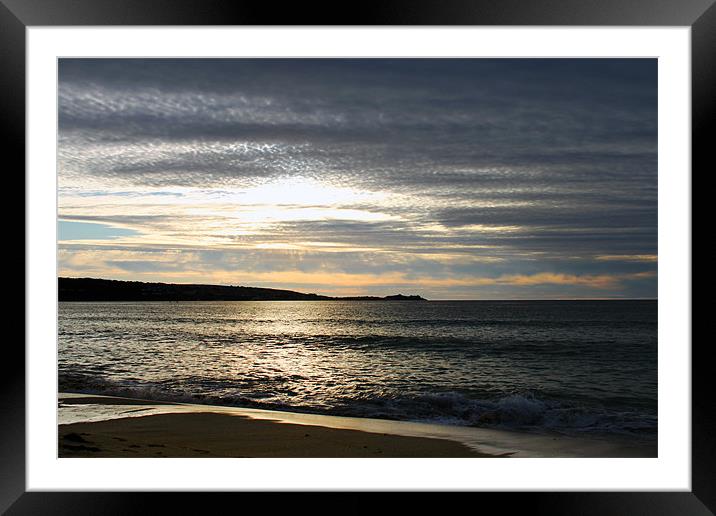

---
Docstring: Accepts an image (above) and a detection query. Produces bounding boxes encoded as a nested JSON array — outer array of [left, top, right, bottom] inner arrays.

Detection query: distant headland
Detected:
[[58, 277, 427, 302]]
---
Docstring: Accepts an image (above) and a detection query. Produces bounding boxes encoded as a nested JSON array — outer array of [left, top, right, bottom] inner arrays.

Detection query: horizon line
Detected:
[[57, 276, 657, 302]]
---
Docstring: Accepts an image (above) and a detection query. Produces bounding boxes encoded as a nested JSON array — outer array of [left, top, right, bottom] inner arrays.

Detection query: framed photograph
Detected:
[[8, 0, 708, 513]]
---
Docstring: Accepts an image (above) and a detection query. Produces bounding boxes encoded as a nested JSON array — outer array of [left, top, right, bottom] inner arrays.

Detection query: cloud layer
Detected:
[[58, 58, 657, 298]]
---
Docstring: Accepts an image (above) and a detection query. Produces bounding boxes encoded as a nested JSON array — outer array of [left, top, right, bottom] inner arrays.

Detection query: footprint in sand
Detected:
[[63, 432, 90, 443], [63, 444, 101, 452]]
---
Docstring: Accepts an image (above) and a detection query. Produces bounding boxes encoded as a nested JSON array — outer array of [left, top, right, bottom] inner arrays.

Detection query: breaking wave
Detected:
[[59, 370, 656, 440]]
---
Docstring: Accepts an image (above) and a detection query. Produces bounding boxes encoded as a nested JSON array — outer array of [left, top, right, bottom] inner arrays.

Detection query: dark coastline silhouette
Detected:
[[58, 277, 426, 302]]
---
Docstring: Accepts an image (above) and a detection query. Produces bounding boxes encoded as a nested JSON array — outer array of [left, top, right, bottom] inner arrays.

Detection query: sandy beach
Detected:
[[58, 393, 656, 458], [58, 394, 487, 457]]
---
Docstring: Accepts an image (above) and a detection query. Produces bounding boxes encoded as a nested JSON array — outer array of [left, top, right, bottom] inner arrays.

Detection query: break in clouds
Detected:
[[58, 59, 657, 299]]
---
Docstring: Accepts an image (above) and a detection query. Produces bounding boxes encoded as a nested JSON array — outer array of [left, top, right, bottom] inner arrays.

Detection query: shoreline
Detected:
[[58, 393, 656, 458], [59, 393, 484, 457]]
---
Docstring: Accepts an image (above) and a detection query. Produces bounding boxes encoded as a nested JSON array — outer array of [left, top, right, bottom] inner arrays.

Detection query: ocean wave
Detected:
[[324, 391, 656, 438], [58, 371, 656, 440], [272, 334, 631, 356]]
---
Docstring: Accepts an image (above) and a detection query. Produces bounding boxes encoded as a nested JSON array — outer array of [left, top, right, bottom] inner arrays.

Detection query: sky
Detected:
[[58, 58, 657, 299]]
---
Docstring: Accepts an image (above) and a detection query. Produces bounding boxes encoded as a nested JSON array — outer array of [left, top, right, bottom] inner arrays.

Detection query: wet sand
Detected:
[[59, 412, 488, 458], [58, 395, 487, 457], [58, 393, 656, 458]]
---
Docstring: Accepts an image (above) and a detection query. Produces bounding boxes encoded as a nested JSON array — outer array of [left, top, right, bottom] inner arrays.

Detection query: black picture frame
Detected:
[[5, 0, 709, 513]]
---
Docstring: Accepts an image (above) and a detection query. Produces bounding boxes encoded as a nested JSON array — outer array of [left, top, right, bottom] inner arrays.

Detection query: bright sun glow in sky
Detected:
[[58, 59, 658, 299]]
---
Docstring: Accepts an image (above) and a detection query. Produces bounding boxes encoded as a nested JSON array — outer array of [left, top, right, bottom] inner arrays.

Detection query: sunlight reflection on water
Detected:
[[59, 300, 657, 439]]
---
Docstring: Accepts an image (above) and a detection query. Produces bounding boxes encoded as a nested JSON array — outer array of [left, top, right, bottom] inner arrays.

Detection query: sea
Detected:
[[58, 300, 657, 442]]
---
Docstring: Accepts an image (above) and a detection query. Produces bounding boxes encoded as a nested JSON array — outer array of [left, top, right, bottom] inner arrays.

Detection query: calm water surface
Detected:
[[58, 300, 657, 440]]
